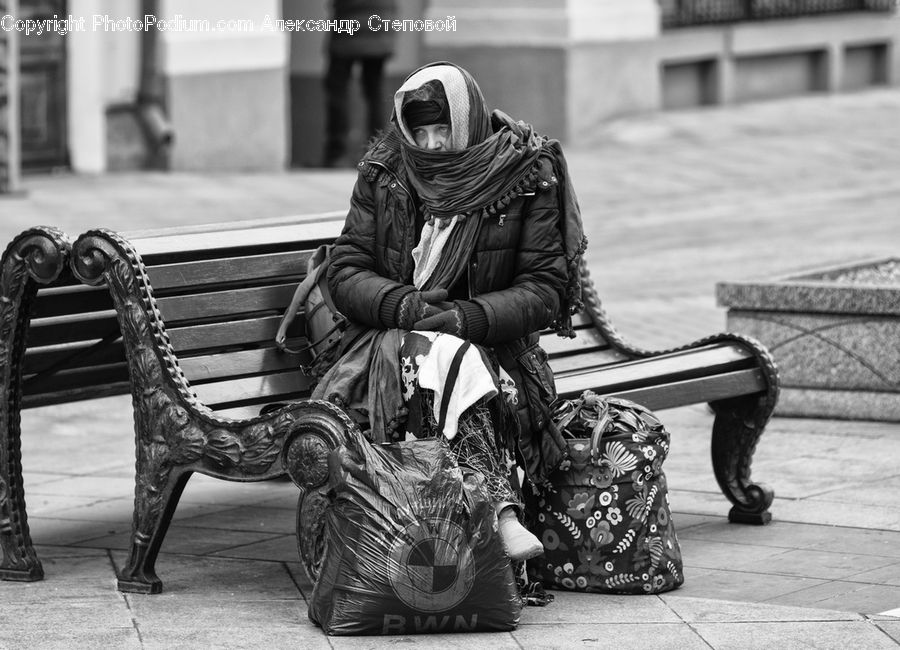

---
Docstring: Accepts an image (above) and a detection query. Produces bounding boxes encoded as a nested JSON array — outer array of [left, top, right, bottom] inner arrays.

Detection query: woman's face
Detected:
[[412, 124, 452, 151]]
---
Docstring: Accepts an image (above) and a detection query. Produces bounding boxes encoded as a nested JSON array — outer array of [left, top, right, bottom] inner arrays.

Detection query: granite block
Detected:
[[718, 258, 900, 420], [726, 312, 900, 391], [716, 282, 900, 315], [716, 257, 900, 316], [776, 387, 900, 421]]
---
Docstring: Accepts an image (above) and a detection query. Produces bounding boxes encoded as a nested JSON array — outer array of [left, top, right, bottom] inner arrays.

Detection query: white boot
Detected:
[[497, 505, 544, 561]]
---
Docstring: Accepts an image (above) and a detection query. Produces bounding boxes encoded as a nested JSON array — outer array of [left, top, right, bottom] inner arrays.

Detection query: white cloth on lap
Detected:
[[415, 331, 498, 440]]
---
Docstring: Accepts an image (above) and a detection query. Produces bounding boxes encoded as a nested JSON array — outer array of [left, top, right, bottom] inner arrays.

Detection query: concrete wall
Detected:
[[66, 0, 289, 172], [422, 0, 662, 144], [658, 13, 900, 109], [57, 1, 900, 172], [158, 0, 288, 171], [66, 0, 141, 173], [424, 4, 899, 142]]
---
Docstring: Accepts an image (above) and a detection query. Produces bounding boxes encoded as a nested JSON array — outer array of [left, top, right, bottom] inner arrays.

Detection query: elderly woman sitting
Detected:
[[312, 61, 586, 562]]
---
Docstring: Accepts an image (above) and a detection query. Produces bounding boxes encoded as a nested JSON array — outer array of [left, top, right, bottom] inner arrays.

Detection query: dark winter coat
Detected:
[[327, 130, 569, 485]]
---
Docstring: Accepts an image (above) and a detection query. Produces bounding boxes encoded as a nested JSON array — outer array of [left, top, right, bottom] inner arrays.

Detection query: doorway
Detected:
[[19, 0, 68, 171]]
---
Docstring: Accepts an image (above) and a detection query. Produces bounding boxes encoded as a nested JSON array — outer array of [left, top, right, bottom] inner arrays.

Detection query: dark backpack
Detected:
[[276, 244, 346, 376]]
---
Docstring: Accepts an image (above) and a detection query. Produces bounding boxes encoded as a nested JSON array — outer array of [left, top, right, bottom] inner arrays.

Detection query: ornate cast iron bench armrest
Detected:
[[0, 227, 70, 583]]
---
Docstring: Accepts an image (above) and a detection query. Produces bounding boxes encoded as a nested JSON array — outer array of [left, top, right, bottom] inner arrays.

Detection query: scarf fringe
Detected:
[[552, 232, 589, 338], [479, 162, 543, 220]]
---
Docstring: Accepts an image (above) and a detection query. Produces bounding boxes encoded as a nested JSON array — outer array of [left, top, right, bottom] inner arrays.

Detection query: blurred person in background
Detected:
[[323, 0, 398, 167]]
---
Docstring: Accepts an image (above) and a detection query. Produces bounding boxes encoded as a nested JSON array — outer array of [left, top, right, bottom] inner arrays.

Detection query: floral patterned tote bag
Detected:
[[525, 392, 684, 594]]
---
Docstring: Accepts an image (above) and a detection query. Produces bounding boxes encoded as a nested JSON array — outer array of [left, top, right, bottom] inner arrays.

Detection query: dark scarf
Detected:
[[396, 63, 587, 337]]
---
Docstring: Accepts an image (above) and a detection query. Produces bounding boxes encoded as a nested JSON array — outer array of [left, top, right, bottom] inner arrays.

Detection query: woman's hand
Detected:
[[413, 306, 467, 338], [413, 299, 488, 342], [397, 288, 449, 329]]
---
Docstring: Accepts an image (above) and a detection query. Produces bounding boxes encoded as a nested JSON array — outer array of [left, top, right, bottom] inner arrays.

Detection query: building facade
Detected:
[[1, 0, 898, 179]]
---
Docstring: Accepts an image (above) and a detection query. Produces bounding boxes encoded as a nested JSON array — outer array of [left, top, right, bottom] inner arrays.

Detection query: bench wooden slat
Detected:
[[27, 313, 121, 347], [166, 315, 300, 354], [22, 340, 127, 376], [553, 343, 755, 396], [32, 285, 113, 319], [145, 250, 311, 291], [194, 371, 317, 410], [213, 404, 275, 420], [540, 326, 609, 357], [587, 368, 767, 411], [130, 218, 344, 260], [180, 347, 308, 383], [155, 284, 296, 322], [21, 362, 131, 398], [32, 250, 313, 320], [25, 315, 305, 373], [124, 211, 346, 240], [21, 381, 133, 409], [548, 348, 631, 373]]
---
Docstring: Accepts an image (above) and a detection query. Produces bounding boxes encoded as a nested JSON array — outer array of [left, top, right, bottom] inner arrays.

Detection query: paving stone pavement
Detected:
[[2, 89, 900, 648]]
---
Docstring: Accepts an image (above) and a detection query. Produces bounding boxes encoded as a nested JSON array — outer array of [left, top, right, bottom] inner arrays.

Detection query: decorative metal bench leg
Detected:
[[117, 470, 192, 594], [710, 394, 775, 525], [296, 487, 331, 581], [282, 401, 356, 581], [0, 424, 42, 581], [0, 477, 42, 582], [1, 228, 70, 582]]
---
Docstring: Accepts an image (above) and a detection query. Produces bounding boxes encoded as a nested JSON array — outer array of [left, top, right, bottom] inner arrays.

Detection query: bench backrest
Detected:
[[23, 217, 342, 417], [21, 216, 761, 418]]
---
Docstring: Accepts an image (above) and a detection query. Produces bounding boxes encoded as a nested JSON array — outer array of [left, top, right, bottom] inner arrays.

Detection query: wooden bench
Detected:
[[0, 217, 779, 593]]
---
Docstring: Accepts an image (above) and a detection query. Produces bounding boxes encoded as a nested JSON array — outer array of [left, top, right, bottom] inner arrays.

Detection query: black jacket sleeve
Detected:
[[326, 173, 412, 329], [473, 165, 568, 345]]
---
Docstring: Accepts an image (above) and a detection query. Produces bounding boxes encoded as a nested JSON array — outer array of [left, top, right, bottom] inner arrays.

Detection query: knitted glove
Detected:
[[395, 288, 448, 330], [412, 299, 488, 341]]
